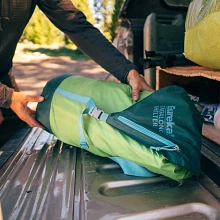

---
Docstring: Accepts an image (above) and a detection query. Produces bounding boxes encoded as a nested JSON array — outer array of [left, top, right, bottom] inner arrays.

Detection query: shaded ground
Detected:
[[13, 57, 112, 95], [12, 55, 116, 109]]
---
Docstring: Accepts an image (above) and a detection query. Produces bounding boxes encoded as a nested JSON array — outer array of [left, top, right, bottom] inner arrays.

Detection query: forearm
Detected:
[[0, 82, 13, 108], [38, 0, 138, 83]]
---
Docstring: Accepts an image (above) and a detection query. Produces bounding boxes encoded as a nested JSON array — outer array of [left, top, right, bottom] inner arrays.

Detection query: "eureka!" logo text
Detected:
[[152, 106, 176, 137]]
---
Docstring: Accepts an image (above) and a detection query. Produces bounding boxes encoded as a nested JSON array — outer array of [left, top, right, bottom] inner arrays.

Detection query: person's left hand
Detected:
[[127, 69, 154, 101]]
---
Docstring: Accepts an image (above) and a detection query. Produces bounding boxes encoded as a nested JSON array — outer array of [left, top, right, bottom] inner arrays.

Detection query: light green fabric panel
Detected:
[[50, 75, 192, 180]]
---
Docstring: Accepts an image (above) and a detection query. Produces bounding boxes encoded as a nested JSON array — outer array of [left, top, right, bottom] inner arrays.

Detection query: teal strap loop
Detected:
[[78, 107, 109, 149], [78, 108, 91, 149], [55, 87, 109, 149], [55, 88, 96, 149], [55, 88, 96, 107]]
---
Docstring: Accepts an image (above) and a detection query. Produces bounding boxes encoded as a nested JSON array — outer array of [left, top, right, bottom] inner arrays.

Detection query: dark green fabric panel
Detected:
[[107, 86, 204, 177], [36, 74, 72, 133]]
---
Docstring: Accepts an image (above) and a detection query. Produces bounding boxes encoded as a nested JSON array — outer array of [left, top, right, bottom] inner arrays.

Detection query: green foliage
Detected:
[[93, 0, 124, 42], [20, 0, 123, 45], [109, 0, 124, 41], [21, 1, 94, 45], [73, 0, 95, 24], [63, 0, 95, 45], [21, 7, 64, 45]]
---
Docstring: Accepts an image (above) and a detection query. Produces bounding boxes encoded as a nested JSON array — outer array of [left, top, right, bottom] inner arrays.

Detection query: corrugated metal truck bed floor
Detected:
[[0, 127, 220, 220]]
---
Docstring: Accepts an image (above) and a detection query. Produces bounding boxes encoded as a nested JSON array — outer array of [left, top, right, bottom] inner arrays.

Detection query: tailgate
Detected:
[[0, 127, 220, 220]]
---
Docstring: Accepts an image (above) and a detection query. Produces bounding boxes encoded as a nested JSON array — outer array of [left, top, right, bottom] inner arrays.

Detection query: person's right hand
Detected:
[[127, 69, 154, 101], [10, 91, 44, 128]]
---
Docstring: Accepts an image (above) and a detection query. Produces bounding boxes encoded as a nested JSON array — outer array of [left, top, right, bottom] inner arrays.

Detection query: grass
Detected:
[[14, 43, 89, 61]]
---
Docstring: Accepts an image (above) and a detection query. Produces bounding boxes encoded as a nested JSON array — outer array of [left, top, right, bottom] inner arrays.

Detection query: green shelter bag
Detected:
[[107, 86, 204, 178], [36, 74, 203, 180]]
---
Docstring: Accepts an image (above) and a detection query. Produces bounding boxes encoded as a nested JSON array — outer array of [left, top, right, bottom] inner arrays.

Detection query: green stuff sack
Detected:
[[185, 0, 220, 69], [36, 74, 197, 180]]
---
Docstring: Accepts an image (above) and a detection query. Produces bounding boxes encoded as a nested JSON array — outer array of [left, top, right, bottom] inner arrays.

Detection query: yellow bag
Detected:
[[184, 0, 220, 69]]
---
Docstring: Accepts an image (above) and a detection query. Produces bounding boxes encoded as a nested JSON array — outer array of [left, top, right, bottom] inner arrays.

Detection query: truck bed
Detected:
[[0, 126, 220, 220]]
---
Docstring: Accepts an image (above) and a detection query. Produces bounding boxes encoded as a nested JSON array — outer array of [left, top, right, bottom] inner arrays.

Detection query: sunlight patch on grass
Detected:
[[14, 43, 89, 62]]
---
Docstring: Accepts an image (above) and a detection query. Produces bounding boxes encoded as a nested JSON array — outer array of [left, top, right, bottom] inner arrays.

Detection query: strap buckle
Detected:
[[89, 106, 104, 120]]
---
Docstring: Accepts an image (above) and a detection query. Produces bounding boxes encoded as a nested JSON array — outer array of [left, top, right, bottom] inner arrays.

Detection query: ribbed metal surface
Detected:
[[75, 151, 220, 220], [0, 128, 76, 220], [1, 128, 220, 220]]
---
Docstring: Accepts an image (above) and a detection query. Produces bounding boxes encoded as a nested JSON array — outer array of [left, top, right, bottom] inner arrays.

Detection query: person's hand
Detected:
[[127, 69, 154, 101], [10, 91, 44, 128]]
